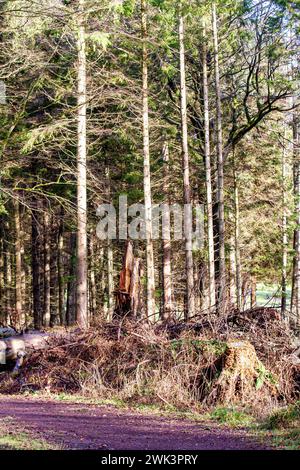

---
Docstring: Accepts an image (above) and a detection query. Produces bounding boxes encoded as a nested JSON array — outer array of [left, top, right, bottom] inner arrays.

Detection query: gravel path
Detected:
[[0, 397, 269, 450]]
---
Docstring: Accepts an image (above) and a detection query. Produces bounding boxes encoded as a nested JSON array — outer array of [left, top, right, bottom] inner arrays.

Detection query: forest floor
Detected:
[[0, 395, 271, 450]]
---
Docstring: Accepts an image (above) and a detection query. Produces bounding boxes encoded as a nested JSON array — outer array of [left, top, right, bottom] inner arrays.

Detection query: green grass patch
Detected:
[[256, 283, 291, 308], [0, 418, 54, 450], [264, 402, 300, 430], [170, 339, 227, 357], [210, 407, 254, 428], [252, 402, 300, 450], [269, 428, 300, 450]]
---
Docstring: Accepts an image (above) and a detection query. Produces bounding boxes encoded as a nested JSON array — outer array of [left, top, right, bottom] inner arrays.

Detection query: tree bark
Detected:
[[292, 110, 300, 326], [0, 234, 4, 321], [250, 276, 256, 309], [281, 128, 288, 321], [161, 140, 173, 319], [43, 210, 51, 327], [50, 218, 59, 327], [57, 210, 66, 325], [229, 233, 236, 307], [66, 233, 77, 326], [233, 153, 242, 310], [89, 232, 97, 319], [212, 3, 226, 313], [14, 198, 25, 329], [31, 202, 42, 330], [141, 0, 156, 321], [4, 230, 12, 326], [179, 12, 194, 319], [107, 241, 114, 321], [202, 22, 216, 312], [76, 0, 88, 328]]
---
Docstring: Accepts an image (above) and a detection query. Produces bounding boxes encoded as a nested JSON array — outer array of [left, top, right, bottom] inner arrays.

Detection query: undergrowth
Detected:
[[210, 407, 254, 428], [0, 312, 299, 418]]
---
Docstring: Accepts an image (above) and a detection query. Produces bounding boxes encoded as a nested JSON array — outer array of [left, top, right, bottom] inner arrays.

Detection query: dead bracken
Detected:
[[1, 309, 299, 414]]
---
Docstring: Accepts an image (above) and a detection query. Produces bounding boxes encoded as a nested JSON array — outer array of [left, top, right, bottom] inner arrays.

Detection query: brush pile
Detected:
[[0, 308, 299, 411]]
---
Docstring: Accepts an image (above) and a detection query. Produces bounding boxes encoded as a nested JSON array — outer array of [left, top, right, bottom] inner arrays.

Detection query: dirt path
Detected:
[[0, 397, 269, 450]]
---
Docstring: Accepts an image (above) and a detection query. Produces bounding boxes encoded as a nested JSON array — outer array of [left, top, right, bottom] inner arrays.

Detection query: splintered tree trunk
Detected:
[[115, 241, 143, 319], [281, 129, 288, 321], [179, 12, 194, 319], [115, 241, 134, 316], [76, 0, 88, 328], [161, 140, 173, 319], [43, 210, 51, 327], [212, 3, 226, 313], [202, 22, 216, 312], [141, 0, 156, 321], [14, 198, 25, 329]]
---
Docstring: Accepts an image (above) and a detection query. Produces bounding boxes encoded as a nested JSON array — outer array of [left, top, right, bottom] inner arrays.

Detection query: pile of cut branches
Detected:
[[0, 311, 298, 411]]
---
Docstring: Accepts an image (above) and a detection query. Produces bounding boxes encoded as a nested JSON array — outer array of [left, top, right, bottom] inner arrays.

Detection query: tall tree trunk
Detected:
[[99, 246, 108, 318], [179, 12, 194, 319], [202, 22, 216, 312], [14, 198, 25, 329], [107, 241, 114, 321], [141, 0, 156, 320], [57, 209, 66, 325], [250, 276, 256, 309], [31, 202, 42, 329], [89, 232, 97, 318], [6, 248, 12, 326], [20, 208, 26, 316], [233, 153, 242, 310], [229, 233, 236, 307], [4, 223, 12, 326], [76, 0, 88, 328], [43, 210, 51, 327], [66, 232, 77, 326], [212, 3, 226, 313], [161, 140, 173, 319], [50, 218, 59, 327], [281, 129, 288, 321], [0, 234, 4, 320], [292, 110, 300, 326]]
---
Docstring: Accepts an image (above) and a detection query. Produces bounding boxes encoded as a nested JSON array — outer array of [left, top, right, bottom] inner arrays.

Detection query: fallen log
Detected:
[[0, 327, 17, 338], [0, 331, 51, 369]]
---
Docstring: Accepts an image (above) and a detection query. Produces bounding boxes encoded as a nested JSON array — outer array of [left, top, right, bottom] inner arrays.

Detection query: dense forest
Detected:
[[1, 0, 299, 329]]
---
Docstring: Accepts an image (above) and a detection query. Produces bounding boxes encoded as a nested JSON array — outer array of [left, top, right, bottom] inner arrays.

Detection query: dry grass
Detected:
[[0, 309, 299, 415]]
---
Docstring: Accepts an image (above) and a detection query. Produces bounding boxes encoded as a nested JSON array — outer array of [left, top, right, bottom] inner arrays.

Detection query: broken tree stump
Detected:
[[114, 241, 144, 318], [203, 341, 277, 405]]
